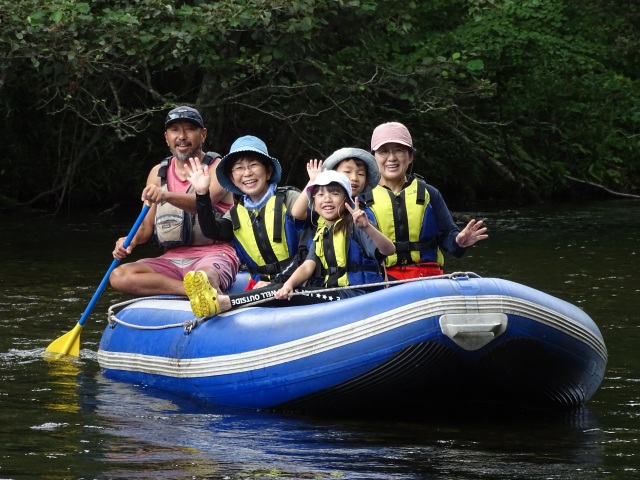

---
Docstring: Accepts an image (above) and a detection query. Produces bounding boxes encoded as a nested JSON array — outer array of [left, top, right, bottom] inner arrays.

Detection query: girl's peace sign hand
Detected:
[[345, 197, 369, 228]]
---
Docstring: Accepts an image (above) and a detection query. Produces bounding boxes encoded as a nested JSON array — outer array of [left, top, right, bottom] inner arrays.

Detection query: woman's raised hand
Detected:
[[184, 157, 211, 195], [456, 219, 488, 248]]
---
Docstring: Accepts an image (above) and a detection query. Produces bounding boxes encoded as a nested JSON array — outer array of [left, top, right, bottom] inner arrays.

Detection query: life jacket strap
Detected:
[[248, 257, 296, 278], [317, 262, 381, 278]]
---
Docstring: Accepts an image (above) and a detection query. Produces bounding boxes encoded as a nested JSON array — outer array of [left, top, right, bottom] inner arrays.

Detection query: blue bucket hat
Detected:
[[322, 147, 380, 195], [216, 136, 282, 195]]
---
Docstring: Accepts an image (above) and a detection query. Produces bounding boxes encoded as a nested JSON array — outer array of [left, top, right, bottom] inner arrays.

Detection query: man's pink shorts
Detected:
[[138, 251, 238, 292]]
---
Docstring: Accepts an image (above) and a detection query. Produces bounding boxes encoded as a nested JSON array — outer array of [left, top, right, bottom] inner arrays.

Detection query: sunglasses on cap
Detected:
[[165, 107, 204, 128]]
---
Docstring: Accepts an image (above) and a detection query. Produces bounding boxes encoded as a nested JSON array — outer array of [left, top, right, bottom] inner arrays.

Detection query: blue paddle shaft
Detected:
[[77, 203, 151, 327]]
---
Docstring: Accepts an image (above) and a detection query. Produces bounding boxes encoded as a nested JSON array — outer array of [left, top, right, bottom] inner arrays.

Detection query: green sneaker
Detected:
[[184, 270, 220, 318]]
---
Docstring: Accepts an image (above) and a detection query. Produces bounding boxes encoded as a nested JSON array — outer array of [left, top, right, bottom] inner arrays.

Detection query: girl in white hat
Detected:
[[275, 170, 395, 300]]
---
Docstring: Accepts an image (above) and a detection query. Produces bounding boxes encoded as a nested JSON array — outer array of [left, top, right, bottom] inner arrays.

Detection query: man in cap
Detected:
[[109, 106, 239, 296]]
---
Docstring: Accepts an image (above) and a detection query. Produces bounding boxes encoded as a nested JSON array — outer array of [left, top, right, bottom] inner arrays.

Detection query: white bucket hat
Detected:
[[306, 170, 355, 208]]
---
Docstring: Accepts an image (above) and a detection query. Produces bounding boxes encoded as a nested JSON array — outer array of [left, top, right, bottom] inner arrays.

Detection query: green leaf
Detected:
[[466, 59, 485, 72]]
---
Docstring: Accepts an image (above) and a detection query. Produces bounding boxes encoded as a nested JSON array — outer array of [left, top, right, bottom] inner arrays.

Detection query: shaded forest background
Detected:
[[1, 0, 638, 214]]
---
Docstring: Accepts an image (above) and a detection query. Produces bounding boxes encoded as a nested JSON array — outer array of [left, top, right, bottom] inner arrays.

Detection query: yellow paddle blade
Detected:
[[45, 323, 82, 358]]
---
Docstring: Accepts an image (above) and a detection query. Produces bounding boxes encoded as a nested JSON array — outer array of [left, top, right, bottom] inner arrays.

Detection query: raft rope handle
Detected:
[[106, 271, 481, 331], [107, 295, 203, 333]]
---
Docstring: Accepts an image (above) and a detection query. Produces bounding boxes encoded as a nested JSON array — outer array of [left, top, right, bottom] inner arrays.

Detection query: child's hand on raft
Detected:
[[275, 284, 293, 300]]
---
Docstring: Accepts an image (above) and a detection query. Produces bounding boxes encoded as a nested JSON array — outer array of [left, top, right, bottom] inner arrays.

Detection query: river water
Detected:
[[1, 200, 638, 479]]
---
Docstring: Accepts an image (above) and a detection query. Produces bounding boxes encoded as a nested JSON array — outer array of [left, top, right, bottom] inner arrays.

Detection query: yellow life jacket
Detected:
[[364, 177, 444, 267], [229, 190, 300, 281], [314, 221, 350, 287]]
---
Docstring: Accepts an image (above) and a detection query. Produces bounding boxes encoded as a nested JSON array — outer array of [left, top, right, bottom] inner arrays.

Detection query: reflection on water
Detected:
[[1, 201, 639, 478], [90, 374, 608, 479], [43, 358, 81, 413]]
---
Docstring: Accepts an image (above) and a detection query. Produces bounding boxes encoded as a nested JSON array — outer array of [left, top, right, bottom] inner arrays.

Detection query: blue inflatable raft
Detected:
[[98, 273, 607, 413]]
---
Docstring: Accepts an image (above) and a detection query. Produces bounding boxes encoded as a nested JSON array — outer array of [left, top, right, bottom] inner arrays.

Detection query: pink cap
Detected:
[[370, 122, 413, 151]]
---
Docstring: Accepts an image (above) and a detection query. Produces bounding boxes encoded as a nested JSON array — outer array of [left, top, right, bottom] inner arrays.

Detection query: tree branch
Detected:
[[565, 175, 640, 199]]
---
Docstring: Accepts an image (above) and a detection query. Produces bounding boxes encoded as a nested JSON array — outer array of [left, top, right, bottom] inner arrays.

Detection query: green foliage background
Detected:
[[1, 0, 638, 212]]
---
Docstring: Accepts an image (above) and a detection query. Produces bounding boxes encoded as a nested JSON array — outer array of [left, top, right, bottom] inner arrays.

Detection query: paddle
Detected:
[[45, 202, 151, 358]]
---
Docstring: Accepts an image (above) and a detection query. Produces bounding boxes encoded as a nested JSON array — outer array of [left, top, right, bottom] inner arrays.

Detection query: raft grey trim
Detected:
[[97, 295, 607, 378]]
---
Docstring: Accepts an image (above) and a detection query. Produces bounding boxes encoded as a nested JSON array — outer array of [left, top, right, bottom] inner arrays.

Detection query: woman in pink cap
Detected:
[[365, 122, 488, 280]]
